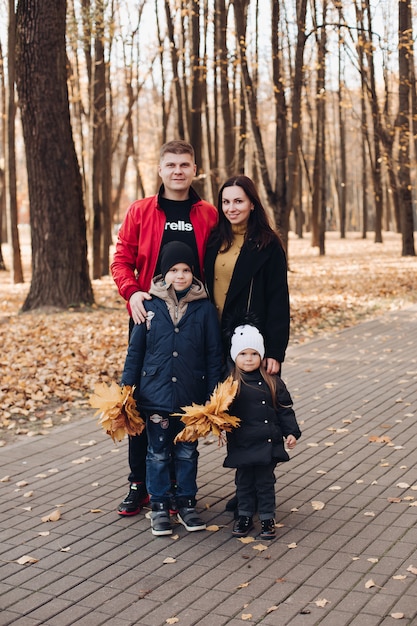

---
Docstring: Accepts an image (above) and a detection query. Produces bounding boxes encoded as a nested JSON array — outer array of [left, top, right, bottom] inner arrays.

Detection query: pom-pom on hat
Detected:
[[160, 241, 195, 278], [230, 324, 265, 362]]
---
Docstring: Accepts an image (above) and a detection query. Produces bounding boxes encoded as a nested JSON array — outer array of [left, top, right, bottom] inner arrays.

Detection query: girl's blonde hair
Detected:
[[232, 362, 277, 408]]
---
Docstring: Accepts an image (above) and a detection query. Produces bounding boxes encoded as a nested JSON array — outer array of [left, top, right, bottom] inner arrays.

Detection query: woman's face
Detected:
[[221, 185, 253, 227]]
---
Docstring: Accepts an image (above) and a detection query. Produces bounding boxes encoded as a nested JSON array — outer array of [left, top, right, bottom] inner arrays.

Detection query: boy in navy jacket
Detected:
[[121, 242, 222, 536]]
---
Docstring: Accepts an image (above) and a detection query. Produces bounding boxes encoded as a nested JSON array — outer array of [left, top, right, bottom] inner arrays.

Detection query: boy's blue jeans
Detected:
[[145, 412, 199, 503]]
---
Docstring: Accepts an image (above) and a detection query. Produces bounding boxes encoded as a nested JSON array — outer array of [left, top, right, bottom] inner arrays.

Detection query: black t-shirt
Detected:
[[156, 196, 201, 279]]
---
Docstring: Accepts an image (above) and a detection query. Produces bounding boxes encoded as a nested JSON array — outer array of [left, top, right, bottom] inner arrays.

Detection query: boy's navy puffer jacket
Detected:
[[121, 279, 223, 415]]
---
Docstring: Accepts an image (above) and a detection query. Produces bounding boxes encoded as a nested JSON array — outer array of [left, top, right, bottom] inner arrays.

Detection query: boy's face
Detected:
[[165, 263, 193, 290], [158, 152, 196, 199], [235, 350, 262, 372]]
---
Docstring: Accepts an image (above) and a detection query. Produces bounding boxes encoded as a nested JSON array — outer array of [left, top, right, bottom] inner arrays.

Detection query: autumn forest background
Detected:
[[0, 0, 416, 444]]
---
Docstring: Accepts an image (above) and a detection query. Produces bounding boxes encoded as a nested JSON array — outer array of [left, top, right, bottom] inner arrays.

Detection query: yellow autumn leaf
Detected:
[[253, 544, 268, 551], [90, 382, 145, 442], [266, 605, 279, 613], [241, 614, 252, 621], [173, 376, 240, 444], [206, 525, 220, 532], [287, 542, 297, 549], [236, 582, 250, 589], [166, 618, 179, 625], [238, 536, 255, 544]]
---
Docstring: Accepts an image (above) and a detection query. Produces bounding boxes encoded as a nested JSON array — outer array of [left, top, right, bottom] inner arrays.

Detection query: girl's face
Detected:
[[221, 185, 253, 226], [165, 263, 193, 290], [235, 349, 262, 372]]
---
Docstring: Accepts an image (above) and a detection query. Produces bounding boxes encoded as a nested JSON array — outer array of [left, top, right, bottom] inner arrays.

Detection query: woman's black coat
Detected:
[[204, 237, 290, 363]]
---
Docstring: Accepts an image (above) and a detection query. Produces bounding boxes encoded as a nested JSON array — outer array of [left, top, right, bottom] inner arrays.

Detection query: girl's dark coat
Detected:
[[223, 370, 301, 468], [121, 297, 223, 415], [204, 238, 290, 363]]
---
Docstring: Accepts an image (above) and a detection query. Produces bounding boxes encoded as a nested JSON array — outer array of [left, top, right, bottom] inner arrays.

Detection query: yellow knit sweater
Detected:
[[213, 224, 247, 318]]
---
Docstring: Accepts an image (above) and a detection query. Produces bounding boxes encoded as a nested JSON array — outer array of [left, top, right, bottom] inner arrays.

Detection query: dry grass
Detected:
[[0, 229, 416, 445]]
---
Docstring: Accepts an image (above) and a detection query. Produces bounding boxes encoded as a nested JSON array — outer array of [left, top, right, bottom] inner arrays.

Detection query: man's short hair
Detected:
[[160, 140, 195, 161]]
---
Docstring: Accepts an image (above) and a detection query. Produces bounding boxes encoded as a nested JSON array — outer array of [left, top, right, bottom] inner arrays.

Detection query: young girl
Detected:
[[224, 324, 301, 540], [121, 241, 222, 536]]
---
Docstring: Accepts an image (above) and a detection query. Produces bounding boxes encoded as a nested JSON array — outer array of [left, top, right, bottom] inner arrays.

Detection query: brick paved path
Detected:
[[1, 306, 417, 626]]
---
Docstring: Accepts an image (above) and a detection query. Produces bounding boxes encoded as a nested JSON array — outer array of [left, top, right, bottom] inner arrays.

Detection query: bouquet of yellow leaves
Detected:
[[173, 375, 240, 445], [89, 381, 145, 443]]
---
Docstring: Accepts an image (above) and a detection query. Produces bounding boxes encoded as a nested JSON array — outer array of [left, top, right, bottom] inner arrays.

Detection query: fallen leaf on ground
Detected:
[[392, 575, 407, 580], [266, 605, 279, 613], [287, 542, 297, 549], [364, 511, 375, 517], [365, 579, 381, 589], [16, 555, 38, 565], [236, 582, 250, 589], [41, 509, 61, 522], [163, 557, 176, 564], [90, 509, 103, 513], [238, 536, 255, 544], [406, 564, 417, 575], [390, 613, 405, 620], [314, 598, 330, 607], [72, 456, 91, 464], [253, 544, 268, 551], [206, 525, 220, 532], [1, 475, 10, 482], [311, 501, 325, 510], [397, 482, 410, 489], [241, 615, 252, 621], [166, 618, 179, 624]]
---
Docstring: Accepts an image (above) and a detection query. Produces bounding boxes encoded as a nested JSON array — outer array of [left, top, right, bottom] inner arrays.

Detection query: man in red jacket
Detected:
[[111, 140, 218, 516]]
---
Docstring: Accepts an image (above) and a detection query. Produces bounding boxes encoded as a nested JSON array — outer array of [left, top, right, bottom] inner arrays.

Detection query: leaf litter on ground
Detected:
[[1, 231, 416, 444]]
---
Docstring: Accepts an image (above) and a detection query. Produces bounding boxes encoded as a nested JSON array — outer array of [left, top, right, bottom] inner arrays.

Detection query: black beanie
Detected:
[[159, 241, 195, 278]]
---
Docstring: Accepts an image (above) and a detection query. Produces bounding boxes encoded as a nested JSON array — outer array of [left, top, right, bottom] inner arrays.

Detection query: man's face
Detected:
[[158, 152, 197, 199]]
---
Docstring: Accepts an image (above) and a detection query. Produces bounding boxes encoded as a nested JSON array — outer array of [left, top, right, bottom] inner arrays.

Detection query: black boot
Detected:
[[232, 516, 254, 538], [259, 518, 276, 540]]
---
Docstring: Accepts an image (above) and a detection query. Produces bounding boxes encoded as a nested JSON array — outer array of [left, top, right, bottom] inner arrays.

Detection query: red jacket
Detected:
[[111, 189, 218, 307]]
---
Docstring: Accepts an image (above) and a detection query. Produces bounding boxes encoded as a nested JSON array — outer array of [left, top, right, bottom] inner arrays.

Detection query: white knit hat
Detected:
[[230, 325, 265, 362]]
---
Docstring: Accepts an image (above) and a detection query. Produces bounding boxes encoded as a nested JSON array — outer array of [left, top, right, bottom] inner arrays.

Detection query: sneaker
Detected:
[[232, 516, 254, 538], [150, 502, 172, 536], [177, 498, 206, 532], [259, 518, 276, 540], [117, 482, 150, 516]]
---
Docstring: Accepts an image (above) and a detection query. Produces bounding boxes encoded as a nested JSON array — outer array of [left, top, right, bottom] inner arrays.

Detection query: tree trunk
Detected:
[[338, 28, 347, 239], [364, 0, 384, 243], [287, 0, 307, 239], [272, 0, 288, 250], [397, 0, 416, 256], [0, 39, 6, 270], [216, 0, 234, 178], [6, 0, 24, 282], [16, 0, 93, 310]]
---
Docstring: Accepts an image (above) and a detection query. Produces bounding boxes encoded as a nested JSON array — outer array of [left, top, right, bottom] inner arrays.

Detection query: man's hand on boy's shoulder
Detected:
[[130, 291, 152, 324]]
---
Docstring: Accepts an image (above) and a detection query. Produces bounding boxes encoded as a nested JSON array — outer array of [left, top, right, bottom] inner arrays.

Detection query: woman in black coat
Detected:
[[204, 175, 290, 374]]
